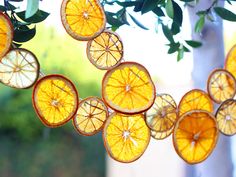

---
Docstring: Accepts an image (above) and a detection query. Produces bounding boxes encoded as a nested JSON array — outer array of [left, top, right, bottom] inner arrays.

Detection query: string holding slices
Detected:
[[145, 94, 177, 132], [215, 99, 236, 136], [178, 89, 214, 117], [173, 110, 219, 164], [0, 48, 40, 89], [207, 69, 236, 104], [225, 44, 236, 79], [102, 62, 156, 114], [87, 30, 123, 70], [103, 113, 150, 163], [32, 74, 79, 127], [0, 12, 13, 60], [61, 0, 106, 41], [73, 97, 108, 136]]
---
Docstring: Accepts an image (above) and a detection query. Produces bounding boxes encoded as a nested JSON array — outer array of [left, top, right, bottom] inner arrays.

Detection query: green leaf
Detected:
[[171, 21, 180, 35], [165, 0, 174, 19], [194, 16, 205, 33], [214, 7, 236, 22], [167, 42, 180, 54], [185, 40, 202, 48], [0, 5, 7, 12], [115, 1, 139, 7], [16, 10, 49, 23], [133, 1, 145, 12], [173, 1, 183, 26], [13, 26, 36, 43], [162, 24, 174, 43], [106, 12, 124, 28], [128, 13, 149, 30], [141, 0, 157, 14], [25, 0, 39, 18], [177, 47, 184, 61], [152, 7, 165, 16]]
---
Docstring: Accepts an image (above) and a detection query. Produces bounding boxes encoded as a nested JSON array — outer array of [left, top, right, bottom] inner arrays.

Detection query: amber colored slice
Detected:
[[73, 97, 108, 136], [216, 99, 236, 136], [151, 127, 173, 140], [207, 69, 236, 104], [225, 44, 236, 79], [102, 62, 156, 114], [61, 0, 106, 41], [32, 74, 79, 127], [173, 110, 219, 164], [87, 30, 123, 70], [103, 113, 150, 163]]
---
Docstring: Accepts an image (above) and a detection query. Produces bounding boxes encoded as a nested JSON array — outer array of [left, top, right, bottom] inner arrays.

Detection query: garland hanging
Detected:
[[0, 0, 236, 165]]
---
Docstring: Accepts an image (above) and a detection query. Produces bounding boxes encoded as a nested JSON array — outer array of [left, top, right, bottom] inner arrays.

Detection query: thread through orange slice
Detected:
[[207, 69, 236, 103], [0, 12, 13, 59], [103, 113, 150, 163], [0, 49, 40, 89], [61, 0, 106, 41], [73, 97, 108, 136], [32, 74, 79, 127], [173, 110, 218, 164], [102, 62, 156, 114], [87, 30, 123, 70], [145, 94, 177, 132], [216, 99, 236, 136], [178, 89, 213, 117]]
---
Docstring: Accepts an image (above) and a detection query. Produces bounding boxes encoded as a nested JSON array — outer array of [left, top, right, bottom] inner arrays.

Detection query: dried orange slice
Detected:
[[173, 110, 219, 164], [145, 94, 177, 132], [216, 99, 236, 136], [0, 48, 40, 89], [151, 127, 173, 140], [32, 74, 79, 127], [225, 44, 236, 79], [103, 113, 150, 163], [178, 89, 213, 117], [61, 0, 106, 41], [102, 62, 156, 114], [73, 97, 108, 136], [207, 69, 236, 104], [0, 12, 13, 59], [87, 30, 123, 70]]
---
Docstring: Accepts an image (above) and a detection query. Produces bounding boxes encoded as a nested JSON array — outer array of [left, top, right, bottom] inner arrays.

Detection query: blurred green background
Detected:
[[0, 24, 106, 177]]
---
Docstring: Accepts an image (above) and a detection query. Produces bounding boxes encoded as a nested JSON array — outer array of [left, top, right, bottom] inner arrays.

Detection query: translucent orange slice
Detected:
[[102, 62, 156, 114], [32, 74, 79, 127], [73, 96, 108, 136], [225, 44, 236, 79], [216, 99, 236, 136], [173, 110, 219, 164], [145, 94, 177, 132], [87, 30, 123, 70], [0, 49, 40, 89], [178, 89, 213, 117], [207, 69, 236, 104], [61, 0, 106, 41], [103, 113, 150, 163], [0, 12, 13, 59], [151, 127, 173, 140]]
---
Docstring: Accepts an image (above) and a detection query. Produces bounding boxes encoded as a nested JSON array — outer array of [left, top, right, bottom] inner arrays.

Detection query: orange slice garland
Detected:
[[61, 0, 106, 41], [173, 110, 219, 164], [178, 89, 214, 117], [102, 62, 156, 114], [207, 69, 236, 104], [103, 113, 150, 163], [216, 99, 236, 136], [87, 30, 123, 70], [0, 12, 13, 59], [145, 94, 177, 132], [0, 49, 40, 89], [32, 74, 79, 127], [73, 97, 108, 136]]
